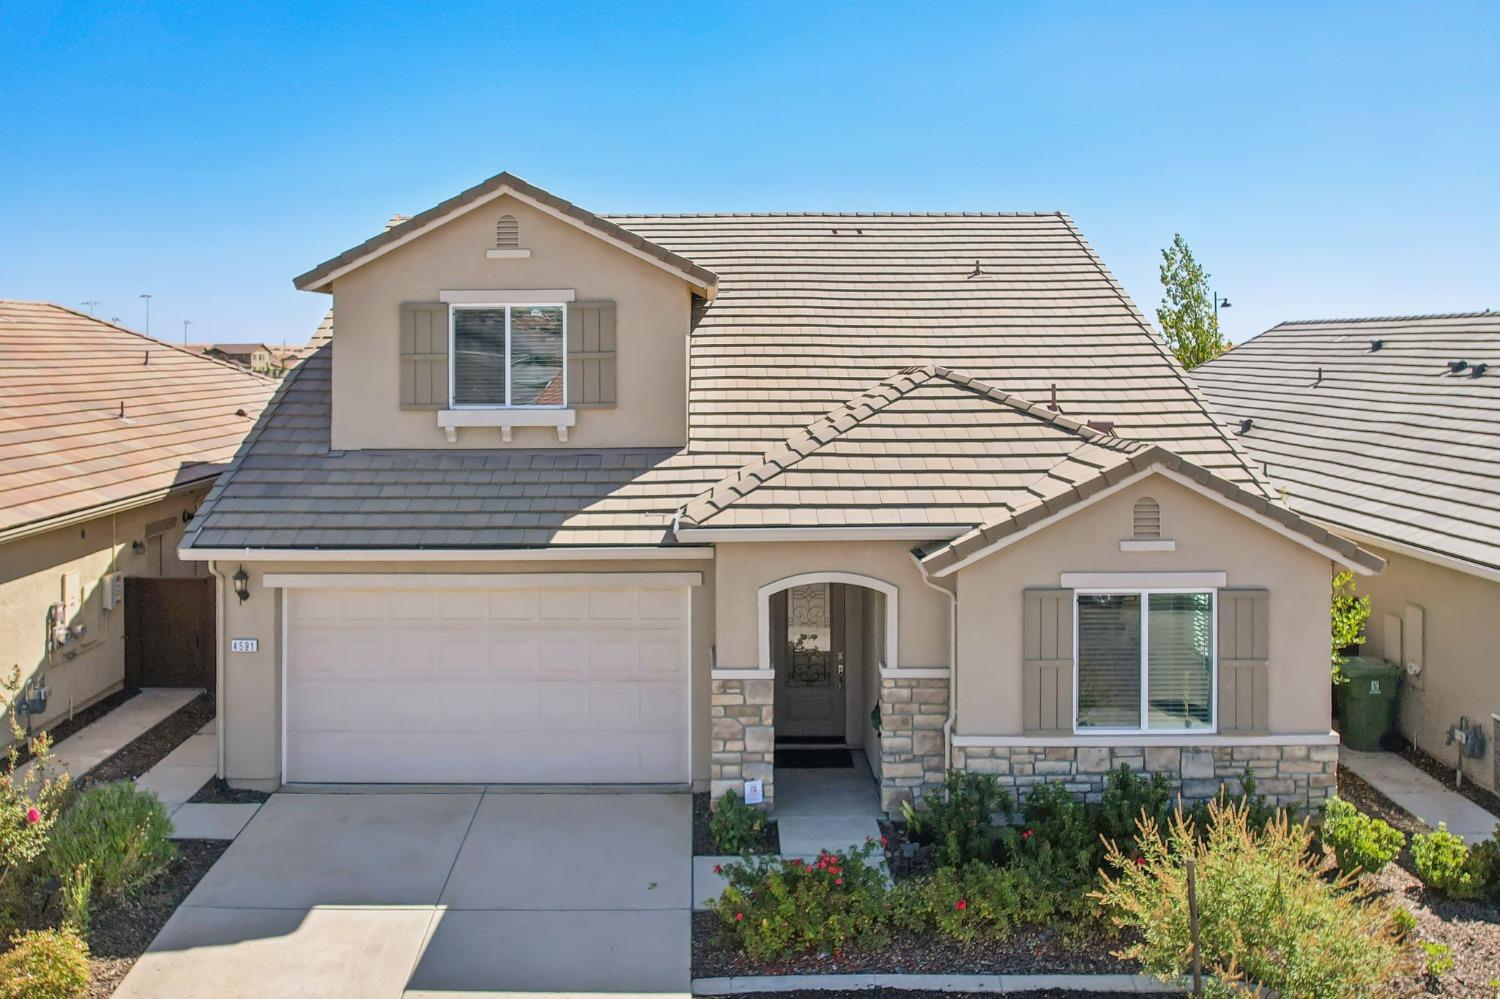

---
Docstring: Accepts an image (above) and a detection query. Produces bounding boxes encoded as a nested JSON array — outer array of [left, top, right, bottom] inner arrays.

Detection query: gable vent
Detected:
[[1132, 497, 1161, 539], [495, 215, 519, 249]]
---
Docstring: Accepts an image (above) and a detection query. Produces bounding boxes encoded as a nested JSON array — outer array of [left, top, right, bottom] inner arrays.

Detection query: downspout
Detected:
[[207, 561, 226, 780], [912, 552, 958, 770]]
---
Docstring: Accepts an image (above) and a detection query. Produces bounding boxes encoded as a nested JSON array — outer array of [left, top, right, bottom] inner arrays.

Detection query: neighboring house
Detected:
[[204, 342, 276, 373], [179, 172, 1380, 811], [0, 302, 274, 730], [1196, 311, 1500, 793]]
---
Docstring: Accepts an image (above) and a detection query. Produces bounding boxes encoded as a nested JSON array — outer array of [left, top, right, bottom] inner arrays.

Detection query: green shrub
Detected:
[[1390, 904, 1417, 938], [1465, 823, 1500, 901], [1094, 799, 1407, 998], [1093, 765, 1172, 856], [1320, 796, 1404, 877], [1002, 781, 1097, 888], [0, 928, 89, 999], [708, 790, 767, 855], [708, 841, 889, 961], [0, 668, 71, 935], [46, 781, 175, 924], [1419, 940, 1454, 977], [891, 863, 1028, 942], [1411, 823, 1481, 898], [901, 770, 1009, 868]]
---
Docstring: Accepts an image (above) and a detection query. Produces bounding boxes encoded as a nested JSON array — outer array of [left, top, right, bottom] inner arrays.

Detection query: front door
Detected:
[[773, 583, 847, 739]]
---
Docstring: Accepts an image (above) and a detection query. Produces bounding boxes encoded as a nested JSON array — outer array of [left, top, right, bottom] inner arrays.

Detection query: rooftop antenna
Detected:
[[183, 319, 191, 348], [139, 293, 153, 335], [80, 300, 100, 316]]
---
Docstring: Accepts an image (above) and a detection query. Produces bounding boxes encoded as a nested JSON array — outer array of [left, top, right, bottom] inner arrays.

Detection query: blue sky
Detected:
[[2, 1, 1495, 346]]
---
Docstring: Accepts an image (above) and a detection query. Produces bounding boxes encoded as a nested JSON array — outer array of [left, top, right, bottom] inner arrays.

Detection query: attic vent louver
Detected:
[[495, 215, 519, 249], [1238, 418, 1254, 435], [1449, 360, 1468, 373], [1132, 497, 1161, 539], [1370, 339, 1384, 351]]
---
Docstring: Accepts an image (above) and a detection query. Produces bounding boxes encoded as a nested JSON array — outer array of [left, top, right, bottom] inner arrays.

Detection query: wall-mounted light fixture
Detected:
[[233, 565, 250, 603]]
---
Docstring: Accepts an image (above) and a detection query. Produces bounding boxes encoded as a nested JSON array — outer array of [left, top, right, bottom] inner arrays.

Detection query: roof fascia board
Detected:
[[263, 571, 703, 589], [181, 545, 715, 563], [1, 474, 218, 547], [926, 464, 1381, 579], [674, 526, 966, 543], [1316, 523, 1500, 584], [299, 184, 715, 297]]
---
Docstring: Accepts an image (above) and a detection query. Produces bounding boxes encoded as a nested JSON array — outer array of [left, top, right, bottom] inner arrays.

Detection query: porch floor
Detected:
[[773, 750, 884, 858]]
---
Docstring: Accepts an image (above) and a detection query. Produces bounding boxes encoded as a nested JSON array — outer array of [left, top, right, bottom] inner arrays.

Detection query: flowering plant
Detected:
[[0, 665, 70, 931], [707, 840, 888, 961]]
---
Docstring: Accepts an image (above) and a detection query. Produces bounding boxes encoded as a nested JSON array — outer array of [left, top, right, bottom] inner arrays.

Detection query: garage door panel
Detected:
[[285, 583, 690, 784]]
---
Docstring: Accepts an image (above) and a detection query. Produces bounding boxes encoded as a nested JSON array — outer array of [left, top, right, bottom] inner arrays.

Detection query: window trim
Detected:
[[1072, 587, 1218, 736], [448, 302, 568, 410]]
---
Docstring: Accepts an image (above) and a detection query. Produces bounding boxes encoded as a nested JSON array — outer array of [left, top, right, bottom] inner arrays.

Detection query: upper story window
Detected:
[[1075, 589, 1215, 733], [452, 304, 566, 408]]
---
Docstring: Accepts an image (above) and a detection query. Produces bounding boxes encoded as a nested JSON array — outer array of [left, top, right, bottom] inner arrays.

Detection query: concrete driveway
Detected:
[[114, 791, 691, 998]]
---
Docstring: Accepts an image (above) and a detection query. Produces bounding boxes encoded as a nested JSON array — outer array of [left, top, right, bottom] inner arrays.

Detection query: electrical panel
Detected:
[[102, 572, 125, 610]]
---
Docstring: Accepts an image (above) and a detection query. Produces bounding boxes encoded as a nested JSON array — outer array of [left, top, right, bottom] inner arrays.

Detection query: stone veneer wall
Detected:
[[710, 675, 775, 807], [954, 741, 1338, 810], [877, 673, 950, 813]]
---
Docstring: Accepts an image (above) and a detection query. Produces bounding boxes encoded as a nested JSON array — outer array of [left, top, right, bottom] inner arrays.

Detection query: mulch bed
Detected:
[[11, 689, 138, 768], [86, 838, 228, 998], [731, 992, 1157, 998], [692, 911, 1140, 980], [694, 791, 781, 856], [1339, 763, 1500, 995], [1400, 741, 1500, 823], [188, 777, 270, 805], [81, 692, 215, 787]]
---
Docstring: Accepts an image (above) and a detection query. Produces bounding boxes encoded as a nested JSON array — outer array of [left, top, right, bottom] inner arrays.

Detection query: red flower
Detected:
[[1021, 828, 1033, 841], [735, 912, 744, 922], [24, 807, 39, 825], [880, 835, 889, 848], [1135, 856, 1147, 867], [713, 864, 722, 875], [955, 899, 968, 911], [835, 877, 843, 885]]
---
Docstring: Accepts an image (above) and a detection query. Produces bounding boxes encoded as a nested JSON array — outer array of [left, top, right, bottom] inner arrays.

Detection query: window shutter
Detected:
[[399, 302, 449, 409], [1023, 588, 1074, 733], [1217, 588, 1269, 732], [566, 301, 616, 407]]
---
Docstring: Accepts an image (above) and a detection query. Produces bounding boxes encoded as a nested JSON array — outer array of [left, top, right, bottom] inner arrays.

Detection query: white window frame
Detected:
[[1072, 587, 1218, 736], [449, 302, 568, 410]]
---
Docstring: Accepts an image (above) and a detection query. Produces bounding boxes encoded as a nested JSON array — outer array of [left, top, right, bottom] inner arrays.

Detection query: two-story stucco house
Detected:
[[179, 172, 1381, 811]]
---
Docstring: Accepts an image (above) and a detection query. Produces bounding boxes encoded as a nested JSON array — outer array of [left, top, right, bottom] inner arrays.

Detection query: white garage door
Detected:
[[282, 576, 692, 784]]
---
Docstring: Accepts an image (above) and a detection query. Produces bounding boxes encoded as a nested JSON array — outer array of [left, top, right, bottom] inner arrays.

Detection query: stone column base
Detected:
[[878, 673, 949, 813], [709, 675, 775, 809]]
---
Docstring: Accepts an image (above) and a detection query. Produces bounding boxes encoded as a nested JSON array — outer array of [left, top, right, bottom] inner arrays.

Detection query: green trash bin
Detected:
[[1338, 655, 1403, 751]]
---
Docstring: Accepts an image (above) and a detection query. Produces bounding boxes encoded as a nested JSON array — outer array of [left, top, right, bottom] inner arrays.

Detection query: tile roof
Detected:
[[679, 365, 1144, 530], [1194, 311, 1500, 574], [186, 203, 1273, 552], [0, 301, 276, 542]]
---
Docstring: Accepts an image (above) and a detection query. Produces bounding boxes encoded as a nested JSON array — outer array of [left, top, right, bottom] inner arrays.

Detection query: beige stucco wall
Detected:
[[954, 474, 1335, 737], [213, 558, 715, 790], [711, 541, 952, 671], [328, 193, 692, 451], [1359, 544, 1500, 793], [0, 487, 209, 732]]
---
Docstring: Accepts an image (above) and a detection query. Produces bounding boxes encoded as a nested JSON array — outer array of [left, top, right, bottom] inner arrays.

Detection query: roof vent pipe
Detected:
[[1370, 339, 1383, 351], [1449, 360, 1468, 373], [1314, 367, 1323, 386], [1048, 384, 1059, 412], [1473, 363, 1489, 378]]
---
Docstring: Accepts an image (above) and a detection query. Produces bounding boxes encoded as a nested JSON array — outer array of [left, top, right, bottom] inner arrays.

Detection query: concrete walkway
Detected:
[[1341, 747, 1500, 843], [134, 719, 262, 841], [113, 791, 691, 998], [14, 688, 200, 785], [773, 752, 885, 858]]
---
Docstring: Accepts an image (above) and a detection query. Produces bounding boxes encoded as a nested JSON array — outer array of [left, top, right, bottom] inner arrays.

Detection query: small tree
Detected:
[[1330, 570, 1371, 683], [1156, 234, 1227, 369]]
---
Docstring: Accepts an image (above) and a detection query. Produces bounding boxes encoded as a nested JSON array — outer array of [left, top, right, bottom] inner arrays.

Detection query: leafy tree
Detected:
[[1156, 234, 1227, 369], [1330, 569, 1371, 682]]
